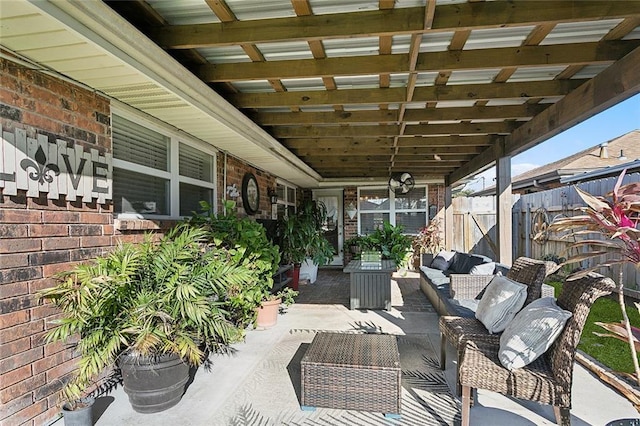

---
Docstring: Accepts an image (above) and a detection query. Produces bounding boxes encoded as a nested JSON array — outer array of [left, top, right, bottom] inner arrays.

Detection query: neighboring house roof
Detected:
[[473, 129, 640, 195]]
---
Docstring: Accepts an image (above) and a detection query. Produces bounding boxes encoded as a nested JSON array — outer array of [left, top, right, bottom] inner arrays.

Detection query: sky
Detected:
[[464, 93, 640, 192]]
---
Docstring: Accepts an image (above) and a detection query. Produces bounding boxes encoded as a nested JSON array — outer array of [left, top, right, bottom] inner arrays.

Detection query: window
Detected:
[[358, 186, 427, 234], [112, 112, 216, 218], [275, 181, 297, 219]]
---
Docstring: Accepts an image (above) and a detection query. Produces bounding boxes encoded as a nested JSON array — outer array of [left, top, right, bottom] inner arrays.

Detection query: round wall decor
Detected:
[[241, 172, 260, 215]]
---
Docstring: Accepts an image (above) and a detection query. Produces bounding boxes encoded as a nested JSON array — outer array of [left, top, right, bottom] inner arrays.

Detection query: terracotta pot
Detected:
[[256, 298, 281, 329]]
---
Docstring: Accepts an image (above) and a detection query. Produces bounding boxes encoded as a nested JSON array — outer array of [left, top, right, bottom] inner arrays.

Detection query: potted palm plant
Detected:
[[186, 200, 283, 329], [39, 224, 254, 413]]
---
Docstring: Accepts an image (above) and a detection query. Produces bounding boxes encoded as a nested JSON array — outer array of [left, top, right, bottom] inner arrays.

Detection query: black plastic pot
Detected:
[[62, 397, 94, 426], [119, 353, 189, 413]]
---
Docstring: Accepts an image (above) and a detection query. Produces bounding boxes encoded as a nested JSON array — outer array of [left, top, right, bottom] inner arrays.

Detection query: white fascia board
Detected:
[[28, 0, 321, 185]]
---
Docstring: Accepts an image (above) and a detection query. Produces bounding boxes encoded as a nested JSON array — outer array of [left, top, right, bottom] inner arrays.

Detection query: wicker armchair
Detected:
[[439, 257, 554, 375], [458, 273, 615, 426]]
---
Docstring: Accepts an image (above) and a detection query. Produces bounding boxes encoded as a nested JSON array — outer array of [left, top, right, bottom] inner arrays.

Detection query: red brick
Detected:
[[0, 281, 28, 299], [0, 337, 30, 360], [0, 364, 32, 390], [0, 392, 33, 421], [78, 212, 111, 224], [0, 267, 41, 285], [42, 262, 78, 277], [0, 224, 28, 239], [0, 310, 29, 329], [32, 347, 75, 376], [32, 406, 60, 426], [28, 250, 70, 266], [0, 238, 41, 254], [0, 210, 42, 224], [0, 253, 29, 269], [0, 373, 45, 404], [2, 398, 47, 426], [28, 277, 57, 294], [41, 237, 79, 251], [41, 211, 80, 224], [0, 319, 43, 344], [0, 347, 43, 375], [29, 224, 68, 237], [80, 235, 111, 248], [69, 224, 102, 236], [43, 339, 73, 357], [29, 304, 60, 321], [102, 224, 114, 235], [45, 357, 78, 381]]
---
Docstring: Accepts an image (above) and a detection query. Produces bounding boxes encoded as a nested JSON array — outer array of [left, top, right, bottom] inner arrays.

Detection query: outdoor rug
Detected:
[[215, 329, 461, 426]]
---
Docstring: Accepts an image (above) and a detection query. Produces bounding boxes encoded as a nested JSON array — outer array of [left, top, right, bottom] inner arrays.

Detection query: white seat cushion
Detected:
[[498, 297, 572, 370], [475, 275, 527, 334]]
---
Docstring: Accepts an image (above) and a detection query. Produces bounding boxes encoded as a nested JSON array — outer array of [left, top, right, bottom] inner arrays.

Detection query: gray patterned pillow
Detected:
[[475, 275, 527, 334], [430, 250, 456, 271], [498, 297, 572, 370]]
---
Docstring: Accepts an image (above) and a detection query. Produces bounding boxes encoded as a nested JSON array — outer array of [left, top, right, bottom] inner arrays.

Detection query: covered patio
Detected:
[[2, 2, 640, 425], [78, 270, 637, 425]]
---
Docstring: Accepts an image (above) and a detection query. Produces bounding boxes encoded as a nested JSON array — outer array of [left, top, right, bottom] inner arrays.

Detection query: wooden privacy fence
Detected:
[[516, 172, 640, 292], [452, 196, 503, 259]]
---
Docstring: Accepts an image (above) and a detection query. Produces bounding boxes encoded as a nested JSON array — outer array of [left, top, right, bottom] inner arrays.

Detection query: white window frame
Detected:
[[357, 185, 428, 235], [112, 105, 217, 219], [275, 179, 297, 217]]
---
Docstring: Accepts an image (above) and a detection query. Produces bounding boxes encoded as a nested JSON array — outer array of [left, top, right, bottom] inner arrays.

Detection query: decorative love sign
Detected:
[[0, 126, 112, 203]]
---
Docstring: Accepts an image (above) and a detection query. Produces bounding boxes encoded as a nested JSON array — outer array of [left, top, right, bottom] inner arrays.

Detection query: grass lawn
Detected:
[[549, 280, 640, 374]]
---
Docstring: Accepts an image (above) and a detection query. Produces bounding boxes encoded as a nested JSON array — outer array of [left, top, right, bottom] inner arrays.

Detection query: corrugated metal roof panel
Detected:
[[334, 75, 380, 89], [508, 65, 567, 82], [571, 63, 612, 79], [146, 0, 219, 25], [404, 102, 428, 109], [448, 69, 501, 85], [485, 99, 527, 107], [255, 40, 313, 61], [465, 26, 536, 50], [299, 106, 337, 112], [435, 100, 477, 108], [623, 26, 640, 40], [282, 77, 326, 91], [541, 19, 624, 45], [307, 0, 378, 15], [225, 0, 296, 20], [230, 80, 275, 92], [392, 33, 454, 53], [324, 37, 380, 58], [197, 46, 251, 64]]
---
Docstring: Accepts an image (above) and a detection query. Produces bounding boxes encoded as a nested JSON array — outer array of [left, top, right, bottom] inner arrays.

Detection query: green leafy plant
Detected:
[[278, 199, 334, 266], [543, 169, 640, 386], [360, 221, 412, 267], [343, 235, 365, 257], [39, 224, 252, 403], [185, 201, 281, 328]]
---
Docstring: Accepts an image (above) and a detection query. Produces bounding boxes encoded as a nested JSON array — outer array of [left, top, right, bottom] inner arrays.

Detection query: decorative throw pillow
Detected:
[[430, 250, 456, 271], [498, 297, 572, 370], [469, 262, 496, 275], [475, 275, 527, 334]]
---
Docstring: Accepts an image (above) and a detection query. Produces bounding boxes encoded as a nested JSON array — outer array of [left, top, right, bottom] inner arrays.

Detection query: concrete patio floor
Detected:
[[56, 269, 638, 425]]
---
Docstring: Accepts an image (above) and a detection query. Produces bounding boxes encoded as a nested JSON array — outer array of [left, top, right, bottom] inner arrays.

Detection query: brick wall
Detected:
[[0, 56, 113, 425], [217, 154, 276, 219]]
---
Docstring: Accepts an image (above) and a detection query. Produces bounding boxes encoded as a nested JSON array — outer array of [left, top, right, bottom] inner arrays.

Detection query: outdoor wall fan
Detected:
[[388, 172, 415, 194]]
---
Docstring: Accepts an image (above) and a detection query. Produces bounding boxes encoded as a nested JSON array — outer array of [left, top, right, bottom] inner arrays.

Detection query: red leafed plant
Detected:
[[543, 169, 640, 386]]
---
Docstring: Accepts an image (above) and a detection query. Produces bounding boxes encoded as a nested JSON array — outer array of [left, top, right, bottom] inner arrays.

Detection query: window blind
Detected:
[[179, 142, 213, 182], [112, 115, 168, 171]]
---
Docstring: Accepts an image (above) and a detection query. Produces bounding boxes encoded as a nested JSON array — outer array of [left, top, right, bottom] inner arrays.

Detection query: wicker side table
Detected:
[[300, 332, 401, 418]]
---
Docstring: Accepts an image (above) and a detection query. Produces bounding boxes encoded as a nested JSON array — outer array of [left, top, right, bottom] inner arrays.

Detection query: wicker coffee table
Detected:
[[300, 332, 401, 418]]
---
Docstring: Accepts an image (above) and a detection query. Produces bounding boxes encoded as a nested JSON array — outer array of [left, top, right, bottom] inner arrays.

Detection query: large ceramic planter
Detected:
[[62, 397, 94, 426], [119, 353, 189, 413], [299, 259, 319, 284], [256, 298, 281, 329]]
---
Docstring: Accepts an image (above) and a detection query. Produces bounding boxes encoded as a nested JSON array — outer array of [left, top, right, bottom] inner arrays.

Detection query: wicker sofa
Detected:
[[419, 251, 554, 317]]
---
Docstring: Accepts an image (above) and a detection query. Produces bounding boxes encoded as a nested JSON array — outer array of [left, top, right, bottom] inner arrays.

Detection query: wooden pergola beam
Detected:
[[231, 80, 585, 108], [150, 2, 640, 49], [198, 41, 639, 82], [449, 45, 640, 184]]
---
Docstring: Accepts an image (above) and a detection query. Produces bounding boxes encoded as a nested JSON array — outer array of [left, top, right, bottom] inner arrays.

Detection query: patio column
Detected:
[[444, 180, 453, 251], [496, 154, 512, 265]]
